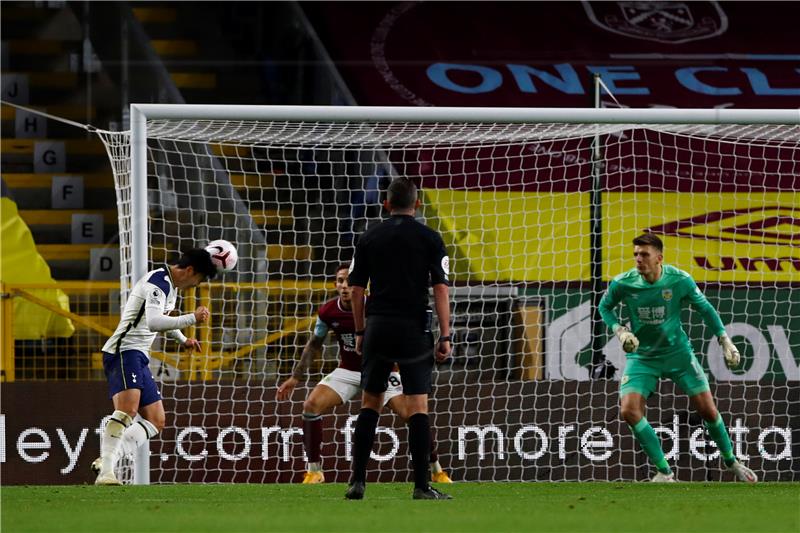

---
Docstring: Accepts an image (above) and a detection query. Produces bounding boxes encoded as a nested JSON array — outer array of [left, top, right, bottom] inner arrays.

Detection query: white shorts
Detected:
[[319, 367, 403, 407]]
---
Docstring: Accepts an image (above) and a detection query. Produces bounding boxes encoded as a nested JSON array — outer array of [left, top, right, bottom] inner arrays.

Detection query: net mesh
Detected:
[[98, 116, 799, 483]]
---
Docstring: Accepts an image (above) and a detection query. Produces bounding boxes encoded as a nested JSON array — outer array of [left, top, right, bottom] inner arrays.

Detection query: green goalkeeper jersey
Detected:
[[599, 264, 727, 358]]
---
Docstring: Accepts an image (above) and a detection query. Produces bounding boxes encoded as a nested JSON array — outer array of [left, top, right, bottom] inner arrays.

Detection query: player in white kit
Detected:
[[93, 249, 217, 485]]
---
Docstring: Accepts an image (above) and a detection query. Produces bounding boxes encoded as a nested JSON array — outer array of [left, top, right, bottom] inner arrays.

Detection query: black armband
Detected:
[[355, 330, 366, 336], [438, 336, 451, 343]]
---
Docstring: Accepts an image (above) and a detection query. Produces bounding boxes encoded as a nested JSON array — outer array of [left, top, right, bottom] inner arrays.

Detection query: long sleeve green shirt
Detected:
[[599, 264, 726, 357]]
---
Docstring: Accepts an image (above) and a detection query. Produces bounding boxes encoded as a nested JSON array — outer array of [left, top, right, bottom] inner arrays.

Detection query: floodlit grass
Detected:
[[3, 482, 798, 533]]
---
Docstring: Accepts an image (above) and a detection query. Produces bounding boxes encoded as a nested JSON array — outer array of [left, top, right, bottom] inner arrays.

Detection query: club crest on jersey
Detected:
[[662, 289, 673, 301], [582, 1, 728, 44]]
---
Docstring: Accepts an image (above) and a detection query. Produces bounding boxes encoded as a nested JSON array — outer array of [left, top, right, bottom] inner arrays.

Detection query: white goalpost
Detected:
[[97, 105, 800, 485]]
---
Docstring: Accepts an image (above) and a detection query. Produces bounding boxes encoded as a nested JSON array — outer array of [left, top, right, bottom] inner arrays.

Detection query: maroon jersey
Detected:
[[316, 297, 360, 371]]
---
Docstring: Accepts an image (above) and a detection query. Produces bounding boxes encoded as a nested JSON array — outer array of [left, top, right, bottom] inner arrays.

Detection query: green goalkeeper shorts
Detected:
[[619, 349, 710, 399]]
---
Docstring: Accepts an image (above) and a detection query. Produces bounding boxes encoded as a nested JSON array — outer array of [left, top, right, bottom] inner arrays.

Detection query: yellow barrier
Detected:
[[0, 280, 331, 382], [1, 283, 14, 381]]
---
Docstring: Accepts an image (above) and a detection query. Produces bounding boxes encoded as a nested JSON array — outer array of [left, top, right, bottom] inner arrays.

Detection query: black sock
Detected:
[[408, 413, 431, 490], [350, 408, 379, 484]]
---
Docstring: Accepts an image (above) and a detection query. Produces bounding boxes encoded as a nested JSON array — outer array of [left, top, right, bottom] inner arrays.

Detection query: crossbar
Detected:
[[130, 104, 800, 125]]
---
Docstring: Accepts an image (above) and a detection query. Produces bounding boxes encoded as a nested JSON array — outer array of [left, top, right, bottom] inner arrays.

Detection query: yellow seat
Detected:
[[170, 73, 216, 90], [229, 173, 275, 190], [1, 173, 111, 189], [1, 72, 77, 89], [151, 40, 198, 57], [20, 210, 117, 225], [250, 209, 293, 227], [36, 244, 118, 261], [1, 105, 94, 121], [1, 138, 106, 155], [132, 7, 176, 23], [266, 245, 313, 261]]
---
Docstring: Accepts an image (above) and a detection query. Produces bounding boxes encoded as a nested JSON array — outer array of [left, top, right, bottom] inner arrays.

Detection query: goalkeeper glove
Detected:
[[613, 325, 639, 353], [719, 335, 741, 369]]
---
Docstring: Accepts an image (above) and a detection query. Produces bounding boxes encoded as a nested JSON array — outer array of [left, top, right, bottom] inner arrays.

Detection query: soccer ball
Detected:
[[205, 239, 238, 273]]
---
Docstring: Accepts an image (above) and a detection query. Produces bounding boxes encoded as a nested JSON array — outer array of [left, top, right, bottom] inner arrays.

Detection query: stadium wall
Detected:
[[2, 381, 797, 484]]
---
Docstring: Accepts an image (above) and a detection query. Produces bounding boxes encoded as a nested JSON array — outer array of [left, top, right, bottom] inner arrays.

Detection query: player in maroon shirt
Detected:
[[277, 263, 452, 484]]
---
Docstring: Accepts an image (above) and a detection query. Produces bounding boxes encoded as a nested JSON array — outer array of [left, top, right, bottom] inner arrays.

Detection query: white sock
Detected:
[[115, 419, 159, 462], [430, 460, 443, 474], [100, 410, 133, 473], [308, 462, 321, 473]]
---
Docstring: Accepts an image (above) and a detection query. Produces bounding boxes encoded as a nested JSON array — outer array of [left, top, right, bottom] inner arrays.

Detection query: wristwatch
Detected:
[[438, 335, 451, 343]]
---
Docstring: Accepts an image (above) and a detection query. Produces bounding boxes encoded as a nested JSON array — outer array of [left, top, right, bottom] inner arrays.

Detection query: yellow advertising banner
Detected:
[[604, 192, 799, 283], [424, 190, 797, 283], [423, 189, 589, 281]]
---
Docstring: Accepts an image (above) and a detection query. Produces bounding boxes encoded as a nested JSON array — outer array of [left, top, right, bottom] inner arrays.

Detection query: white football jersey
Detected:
[[102, 267, 180, 358]]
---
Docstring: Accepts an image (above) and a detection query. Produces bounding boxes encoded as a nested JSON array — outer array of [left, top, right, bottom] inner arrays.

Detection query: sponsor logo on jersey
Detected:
[[441, 255, 450, 280], [582, 1, 728, 44], [340, 333, 355, 349], [637, 306, 666, 324]]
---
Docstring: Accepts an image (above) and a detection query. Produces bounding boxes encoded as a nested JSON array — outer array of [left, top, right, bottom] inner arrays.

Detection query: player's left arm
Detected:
[[683, 276, 740, 368], [166, 329, 200, 351], [164, 302, 200, 351], [429, 234, 451, 361], [348, 241, 369, 354], [351, 286, 366, 355]]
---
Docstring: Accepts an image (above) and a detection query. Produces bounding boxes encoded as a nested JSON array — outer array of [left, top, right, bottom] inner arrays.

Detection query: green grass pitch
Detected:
[[3, 483, 798, 533]]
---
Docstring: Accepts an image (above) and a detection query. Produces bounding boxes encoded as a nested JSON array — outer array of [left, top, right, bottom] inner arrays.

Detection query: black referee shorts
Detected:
[[361, 315, 435, 395]]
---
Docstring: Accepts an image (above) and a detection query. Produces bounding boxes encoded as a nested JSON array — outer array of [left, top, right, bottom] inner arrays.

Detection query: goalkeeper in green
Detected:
[[599, 233, 757, 483]]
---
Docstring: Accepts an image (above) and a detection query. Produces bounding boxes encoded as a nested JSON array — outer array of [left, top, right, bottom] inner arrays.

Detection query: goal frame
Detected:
[[130, 103, 800, 285], [127, 104, 799, 484]]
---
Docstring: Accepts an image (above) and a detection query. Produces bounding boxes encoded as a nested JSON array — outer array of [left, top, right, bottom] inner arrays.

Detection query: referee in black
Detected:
[[346, 176, 453, 500]]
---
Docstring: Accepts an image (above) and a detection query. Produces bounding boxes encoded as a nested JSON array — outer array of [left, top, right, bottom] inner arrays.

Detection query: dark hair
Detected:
[[333, 262, 351, 276], [386, 177, 417, 209], [176, 248, 217, 279], [632, 233, 663, 252]]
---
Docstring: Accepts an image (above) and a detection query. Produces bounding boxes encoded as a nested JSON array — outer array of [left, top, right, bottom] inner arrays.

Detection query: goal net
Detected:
[[98, 106, 800, 484]]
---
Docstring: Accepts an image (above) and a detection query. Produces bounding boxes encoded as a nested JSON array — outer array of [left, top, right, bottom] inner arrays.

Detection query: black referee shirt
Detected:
[[349, 214, 450, 318]]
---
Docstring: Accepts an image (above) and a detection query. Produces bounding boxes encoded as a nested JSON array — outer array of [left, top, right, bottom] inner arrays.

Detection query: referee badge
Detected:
[[662, 289, 673, 301]]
